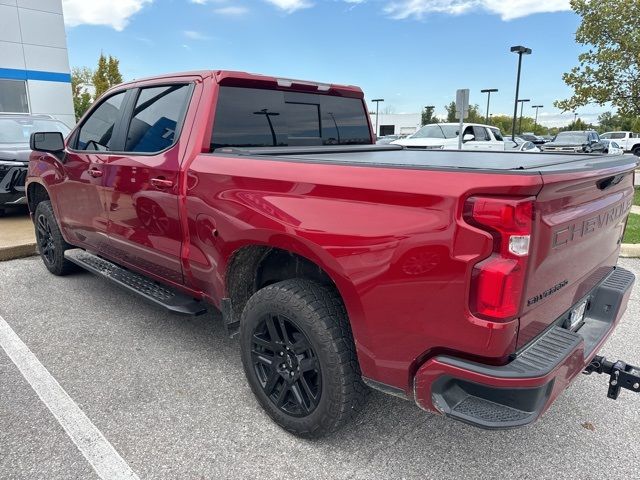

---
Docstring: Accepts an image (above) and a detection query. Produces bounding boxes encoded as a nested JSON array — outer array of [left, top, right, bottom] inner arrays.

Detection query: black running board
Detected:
[[64, 249, 207, 316]]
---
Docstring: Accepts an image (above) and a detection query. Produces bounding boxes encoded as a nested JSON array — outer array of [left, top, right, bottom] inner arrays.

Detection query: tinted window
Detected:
[[490, 128, 504, 141], [210, 87, 371, 149], [124, 84, 191, 153], [473, 126, 490, 141], [602, 132, 625, 139], [77, 92, 126, 151]]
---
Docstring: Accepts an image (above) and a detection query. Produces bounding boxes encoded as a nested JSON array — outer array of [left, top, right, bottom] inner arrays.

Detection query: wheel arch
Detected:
[[26, 181, 50, 216]]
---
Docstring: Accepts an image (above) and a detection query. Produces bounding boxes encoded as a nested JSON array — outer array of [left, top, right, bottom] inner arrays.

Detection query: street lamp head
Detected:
[[481, 88, 498, 93], [510, 45, 532, 55], [518, 98, 531, 103], [532, 104, 543, 108], [372, 98, 384, 103]]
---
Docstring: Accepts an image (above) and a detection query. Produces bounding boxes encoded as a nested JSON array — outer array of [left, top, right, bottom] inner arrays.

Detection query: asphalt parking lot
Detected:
[[1, 256, 639, 480]]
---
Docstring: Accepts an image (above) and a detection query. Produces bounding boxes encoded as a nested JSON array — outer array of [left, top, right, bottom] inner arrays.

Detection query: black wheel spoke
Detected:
[[298, 376, 317, 406], [290, 383, 308, 413], [251, 350, 274, 367], [290, 336, 312, 355], [276, 384, 289, 407], [278, 316, 291, 345], [265, 316, 282, 344], [252, 334, 274, 351], [299, 357, 318, 372], [263, 370, 280, 396]]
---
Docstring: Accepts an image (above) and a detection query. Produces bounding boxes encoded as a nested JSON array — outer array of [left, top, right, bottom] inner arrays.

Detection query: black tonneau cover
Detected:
[[214, 145, 639, 174]]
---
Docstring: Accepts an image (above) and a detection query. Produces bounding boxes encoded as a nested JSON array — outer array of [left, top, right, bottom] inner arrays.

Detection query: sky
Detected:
[[61, 0, 601, 127]]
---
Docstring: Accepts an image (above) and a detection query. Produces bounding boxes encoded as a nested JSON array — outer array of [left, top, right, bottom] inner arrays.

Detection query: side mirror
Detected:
[[463, 133, 475, 142], [30, 132, 65, 153]]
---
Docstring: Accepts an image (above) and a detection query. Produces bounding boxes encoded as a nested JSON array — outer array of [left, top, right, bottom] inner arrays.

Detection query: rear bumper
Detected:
[[413, 266, 635, 429]]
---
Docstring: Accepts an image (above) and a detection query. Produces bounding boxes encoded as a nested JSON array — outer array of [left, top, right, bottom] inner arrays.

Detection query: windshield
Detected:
[[554, 132, 588, 143], [410, 124, 458, 139], [0, 118, 71, 144]]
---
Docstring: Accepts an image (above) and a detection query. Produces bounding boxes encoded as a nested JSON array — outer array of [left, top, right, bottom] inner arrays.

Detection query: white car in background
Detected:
[[601, 139, 624, 155], [600, 131, 640, 155], [391, 123, 505, 151], [504, 137, 541, 152]]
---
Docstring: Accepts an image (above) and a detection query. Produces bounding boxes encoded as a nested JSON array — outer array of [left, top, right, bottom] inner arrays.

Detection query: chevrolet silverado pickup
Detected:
[[26, 70, 640, 437]]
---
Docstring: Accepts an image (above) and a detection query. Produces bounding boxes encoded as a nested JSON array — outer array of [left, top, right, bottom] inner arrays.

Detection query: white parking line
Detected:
[[0, 314, 139, 480]]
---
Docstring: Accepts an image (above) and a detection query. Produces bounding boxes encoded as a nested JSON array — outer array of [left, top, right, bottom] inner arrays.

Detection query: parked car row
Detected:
[[386, 123, 633, 157]]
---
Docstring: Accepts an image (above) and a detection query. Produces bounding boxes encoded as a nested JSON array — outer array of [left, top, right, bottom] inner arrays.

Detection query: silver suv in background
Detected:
[[0, 114, 71, 214]]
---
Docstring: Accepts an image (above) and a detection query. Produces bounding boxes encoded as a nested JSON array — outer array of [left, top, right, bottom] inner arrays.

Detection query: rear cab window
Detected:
[[210, 86, 372, 150]]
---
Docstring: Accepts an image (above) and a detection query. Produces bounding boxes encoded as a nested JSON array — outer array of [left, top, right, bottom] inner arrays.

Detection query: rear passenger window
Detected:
[[490, 128, 504, 141], [124, 84, 191, 153], [76, 91, 126, 151]]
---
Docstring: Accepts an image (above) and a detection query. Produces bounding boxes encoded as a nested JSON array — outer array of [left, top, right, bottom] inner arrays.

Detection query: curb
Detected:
[[620, 243, 640, 258], [0, 243, 37, 262]]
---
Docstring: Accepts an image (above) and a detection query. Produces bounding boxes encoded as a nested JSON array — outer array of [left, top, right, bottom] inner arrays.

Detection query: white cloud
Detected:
[[385, 0, 571, 21], [264, 0, 313, 13], [62, 0, 152, 31], [215, 6, 249, 15], [184, 30, 211, 40]]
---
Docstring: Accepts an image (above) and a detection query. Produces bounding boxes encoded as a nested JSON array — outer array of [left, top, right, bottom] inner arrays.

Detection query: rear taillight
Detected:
[[465, 196, 534, 321]]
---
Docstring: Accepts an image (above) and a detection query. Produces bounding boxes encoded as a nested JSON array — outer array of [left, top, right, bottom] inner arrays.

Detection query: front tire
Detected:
[[34, 201, 76, 276], [240, 279, 368, 438]]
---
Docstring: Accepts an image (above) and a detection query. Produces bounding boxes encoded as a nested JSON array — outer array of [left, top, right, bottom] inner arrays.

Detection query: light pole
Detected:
[[372, 98, 384, 136], [573, 112, 578, 127], [481, 88, 498, 125], [517, 99, 530, 134], [532, 104, 543, 130], [510, 45, 532, 141]]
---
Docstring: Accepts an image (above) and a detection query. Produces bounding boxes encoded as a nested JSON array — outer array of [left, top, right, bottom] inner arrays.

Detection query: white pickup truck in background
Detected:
[[391, 122, 505, 151], [600, 131, 640, 155]]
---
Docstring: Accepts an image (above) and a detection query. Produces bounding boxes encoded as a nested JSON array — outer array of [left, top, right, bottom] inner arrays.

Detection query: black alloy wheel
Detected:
[[36, 212, 56, 266], [251, 313, 321, 417]]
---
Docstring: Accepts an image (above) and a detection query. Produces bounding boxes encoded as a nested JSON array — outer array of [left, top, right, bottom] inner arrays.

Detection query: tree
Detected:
[[555, 0, 640, 116], [421, 106, 436, 126], [92, 53, 123, 99], [444, 102, 485, 123], [71, 67, 93, 120]]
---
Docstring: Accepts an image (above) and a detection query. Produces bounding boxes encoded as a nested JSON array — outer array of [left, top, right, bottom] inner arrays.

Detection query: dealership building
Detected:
[[0, 0, 75, 127], [369, 113, 421, 137]]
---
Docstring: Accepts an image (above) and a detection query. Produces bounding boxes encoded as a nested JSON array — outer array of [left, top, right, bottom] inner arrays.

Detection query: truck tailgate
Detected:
[[518, 159, 636, 348]]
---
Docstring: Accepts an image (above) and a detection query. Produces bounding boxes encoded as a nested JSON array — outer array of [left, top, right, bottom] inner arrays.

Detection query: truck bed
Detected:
[[215, 144, 638, 173]]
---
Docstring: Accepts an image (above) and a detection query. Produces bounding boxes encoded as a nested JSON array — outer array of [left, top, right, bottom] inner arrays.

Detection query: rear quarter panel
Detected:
[[184, 155, 543, 392]]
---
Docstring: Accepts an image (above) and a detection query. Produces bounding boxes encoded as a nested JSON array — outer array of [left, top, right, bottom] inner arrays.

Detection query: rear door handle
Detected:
[[150, 177, 174, 189], [88, 168, 103, 178]]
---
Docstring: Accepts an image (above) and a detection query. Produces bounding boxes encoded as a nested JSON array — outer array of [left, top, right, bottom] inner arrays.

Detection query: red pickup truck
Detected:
[[26, 70, 639, 437]]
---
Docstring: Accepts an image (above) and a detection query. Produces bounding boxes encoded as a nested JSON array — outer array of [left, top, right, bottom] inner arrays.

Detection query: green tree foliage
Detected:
[[555, 0, 640, 115], [486, 114, 549, 136], [421, 106, 436, 126], [92, 53, 123, 99], [597, 112, 640, 133], [71, 54, 124, 121], [444, 102, 485, 123], [71, 66, 93, 121]]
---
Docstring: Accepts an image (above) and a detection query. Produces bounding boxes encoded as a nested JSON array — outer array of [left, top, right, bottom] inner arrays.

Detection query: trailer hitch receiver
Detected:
[[584, 355, 640, 399]]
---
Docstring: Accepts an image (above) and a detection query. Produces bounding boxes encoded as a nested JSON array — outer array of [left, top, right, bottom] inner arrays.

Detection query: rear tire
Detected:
[[633, 147, 640, 157], [240, 279, 368, 438], [34, 201, 76, 276]]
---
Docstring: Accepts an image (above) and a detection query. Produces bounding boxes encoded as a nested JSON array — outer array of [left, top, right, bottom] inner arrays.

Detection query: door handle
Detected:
[[150, 177, 174, 189], [88, 168, 103, 178]]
